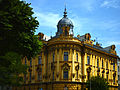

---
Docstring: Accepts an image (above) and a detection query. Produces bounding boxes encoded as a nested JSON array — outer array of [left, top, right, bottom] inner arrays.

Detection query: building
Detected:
[[13, 8, 118, 90], [117, 57, 120, 89]]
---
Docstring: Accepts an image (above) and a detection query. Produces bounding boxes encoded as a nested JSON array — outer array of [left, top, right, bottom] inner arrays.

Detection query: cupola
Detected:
[[56, 8, 74, 36]]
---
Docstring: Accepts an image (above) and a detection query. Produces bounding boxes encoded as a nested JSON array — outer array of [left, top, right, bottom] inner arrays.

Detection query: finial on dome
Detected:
[[64, 3, 67, 18]]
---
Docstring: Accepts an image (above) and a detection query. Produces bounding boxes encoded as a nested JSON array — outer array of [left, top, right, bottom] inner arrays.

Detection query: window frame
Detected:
[[87, 56, 90, 65], [64, 52, 68, 61], [63, 70, 68, 79]]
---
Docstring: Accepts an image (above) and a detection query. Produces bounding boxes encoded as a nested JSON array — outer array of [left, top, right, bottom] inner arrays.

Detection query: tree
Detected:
[[86, 76, 109, 90], [0, 0, 42, 86]]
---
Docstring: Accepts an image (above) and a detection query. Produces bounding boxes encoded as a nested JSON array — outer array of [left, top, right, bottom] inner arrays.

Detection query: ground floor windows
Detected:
[[64, 70, 68, 79]]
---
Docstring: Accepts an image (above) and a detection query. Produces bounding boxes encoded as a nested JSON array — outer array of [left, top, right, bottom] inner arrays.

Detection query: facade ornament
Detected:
[[87, 67, 91, 73]]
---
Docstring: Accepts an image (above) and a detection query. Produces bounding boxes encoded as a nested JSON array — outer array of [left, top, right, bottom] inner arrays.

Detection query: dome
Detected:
[[57, 17, 73, 26], [56, 8, 74, 36]]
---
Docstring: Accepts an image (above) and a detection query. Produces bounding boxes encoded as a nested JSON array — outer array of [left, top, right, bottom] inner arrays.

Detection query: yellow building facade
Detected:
[[13, 9, 118, 90]]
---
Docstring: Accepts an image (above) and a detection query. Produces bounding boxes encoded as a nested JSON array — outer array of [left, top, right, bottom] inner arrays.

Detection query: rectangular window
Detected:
[[76, 53, 78, 61], [53, 52, 55, 62], [38, 56, 42, 65], [113, 76, 115, 84], [113, 62, 115, 70], [97, 59, 99, 67], [64, 70, 68, 79], [102, 73, 104, 78], [30, 58, 32, 67], [107, 74, 108, 81], [64, 52, 68, 61], [87, 72, 90, 80], [118, 75, 119, 80], [118, 66, 119, 72], [87, 56, 90, 65], [38, 72, 40, 80], [106, 61, 108, 69], [102, 60, 104, 68], [76, 71, 78, 79]]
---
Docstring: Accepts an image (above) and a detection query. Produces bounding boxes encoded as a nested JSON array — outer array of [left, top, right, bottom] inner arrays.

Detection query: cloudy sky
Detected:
[[25, 0, 120, 56]]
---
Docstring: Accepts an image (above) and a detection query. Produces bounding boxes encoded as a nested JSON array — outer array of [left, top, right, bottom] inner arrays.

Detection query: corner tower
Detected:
[[56, 8, 74, 36]]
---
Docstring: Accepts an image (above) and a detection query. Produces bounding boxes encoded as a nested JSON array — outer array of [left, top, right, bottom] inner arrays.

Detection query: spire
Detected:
[[64, 3, 67, 18]]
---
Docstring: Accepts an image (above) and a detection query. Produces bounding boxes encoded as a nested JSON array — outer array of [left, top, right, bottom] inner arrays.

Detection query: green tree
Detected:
[[86, 76, 109, 90], [0, 0, 42, 86]]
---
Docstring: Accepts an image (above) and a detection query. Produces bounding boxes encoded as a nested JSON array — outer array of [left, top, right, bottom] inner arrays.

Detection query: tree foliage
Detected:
[[0, 0, 42, 86], [86, 76, 109, 90]]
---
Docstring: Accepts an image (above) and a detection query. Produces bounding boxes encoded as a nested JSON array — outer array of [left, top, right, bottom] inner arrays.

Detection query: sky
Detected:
[[25, 0, 120, 57]]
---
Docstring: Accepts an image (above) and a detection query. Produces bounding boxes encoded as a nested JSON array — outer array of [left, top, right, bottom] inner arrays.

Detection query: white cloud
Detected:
[[34, 12, 61, 28], [108, 41, 120, 46], [101, 0, 120, 8]]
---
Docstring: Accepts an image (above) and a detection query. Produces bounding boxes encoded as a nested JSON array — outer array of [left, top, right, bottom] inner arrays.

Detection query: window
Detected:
[[106, 74, 108, 81], [53, 52, 55, 62], [102, 59, 104, 68], [38, 72, 40, 80], [87, 72, 90, 80], [76, 53, 78, 61], [76, 71, 78, 79], [38, 72, 42, 80], [53, 71, 54, 80], [113, 76, 115, 84], [30, 58, 32, 67], [29, 72, 31, 81], [38, 56, 42, 65], [118, 75, 119, 80], [106, 61, 108, 69], [87, 56, 90, 65], [64, 52, 68, 61], [64, 70, 68, 79], [113, 62, 115, 70], [118, 66, 119, 72], [64, 86, 68, 90], [97, 59, 99, 67], [102, 73, 104, 78]]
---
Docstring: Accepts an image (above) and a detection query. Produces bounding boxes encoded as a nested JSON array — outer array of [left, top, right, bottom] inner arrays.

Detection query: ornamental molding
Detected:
[[61, 63, 70, 70]]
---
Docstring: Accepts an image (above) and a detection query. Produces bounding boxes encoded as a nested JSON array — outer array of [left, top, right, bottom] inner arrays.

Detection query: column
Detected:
[[56, 49, 59, 81], [79, 51, 82, 82], [84, 53, 87, 82], [59, 48, 62, 79], [72, 49, 75, 81]]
